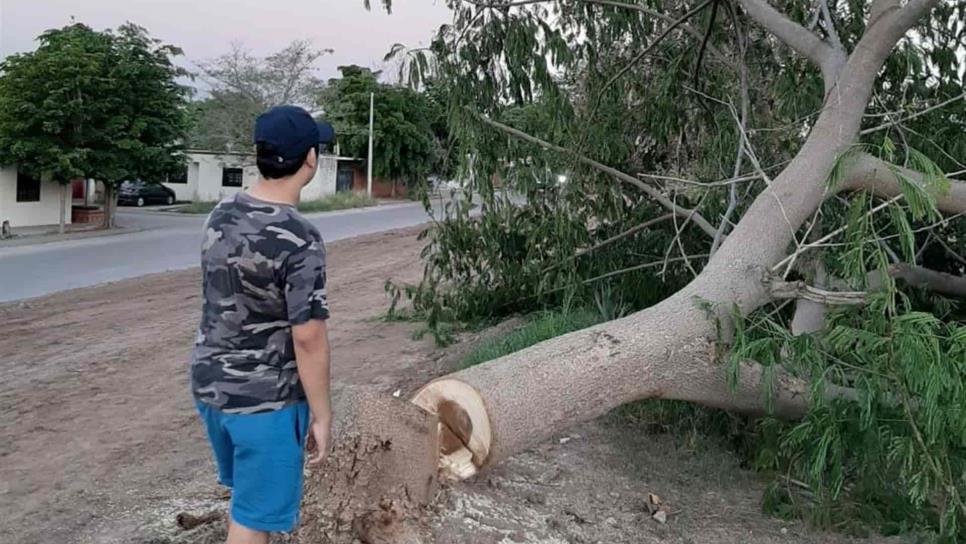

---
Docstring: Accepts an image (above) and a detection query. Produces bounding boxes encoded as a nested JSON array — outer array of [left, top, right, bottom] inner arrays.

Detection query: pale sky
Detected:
[[0, 0, 452, 86]]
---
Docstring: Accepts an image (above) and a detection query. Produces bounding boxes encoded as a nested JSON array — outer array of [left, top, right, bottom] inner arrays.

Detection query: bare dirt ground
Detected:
[[0, 228, 880, 544]]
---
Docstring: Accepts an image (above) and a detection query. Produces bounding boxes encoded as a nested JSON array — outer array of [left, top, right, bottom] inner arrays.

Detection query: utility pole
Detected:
[[367, 92, 374, 198]]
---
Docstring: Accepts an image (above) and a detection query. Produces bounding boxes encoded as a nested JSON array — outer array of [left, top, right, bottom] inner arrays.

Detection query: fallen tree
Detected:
[[303, 0, 966, 541]]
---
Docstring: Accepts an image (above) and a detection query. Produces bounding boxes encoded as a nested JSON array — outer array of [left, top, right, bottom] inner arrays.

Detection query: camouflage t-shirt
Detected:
[[190, 191, 329, 414]]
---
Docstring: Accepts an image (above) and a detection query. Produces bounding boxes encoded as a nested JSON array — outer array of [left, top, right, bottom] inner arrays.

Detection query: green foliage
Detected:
[[0, 23, 190, 187], [724, 186, 966, 538], [397, 185, 696, 330], [317, 65, 445, 187], [731, 296, 966, 539]]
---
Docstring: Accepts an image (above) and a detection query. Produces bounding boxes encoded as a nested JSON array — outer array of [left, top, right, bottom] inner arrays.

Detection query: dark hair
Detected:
[[255, 142, 315, 179]]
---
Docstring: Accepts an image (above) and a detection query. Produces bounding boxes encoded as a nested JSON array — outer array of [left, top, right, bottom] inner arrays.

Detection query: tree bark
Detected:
[[103, 184, 116, 230], [888, 263, 966, 299], [59, 183, 67, 235], [840, 152, 966, 214]]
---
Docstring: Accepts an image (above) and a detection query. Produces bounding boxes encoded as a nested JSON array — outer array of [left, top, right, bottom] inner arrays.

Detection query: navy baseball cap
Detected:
[[254, 105, 335, 162]]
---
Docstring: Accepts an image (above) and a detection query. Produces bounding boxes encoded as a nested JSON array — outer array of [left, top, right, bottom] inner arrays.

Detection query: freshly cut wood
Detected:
[[411, 378, 492, 480], [299, 387, 439, 544]]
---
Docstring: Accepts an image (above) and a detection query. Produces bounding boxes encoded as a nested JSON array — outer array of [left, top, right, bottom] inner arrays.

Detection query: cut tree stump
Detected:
[[299, 387, 439, 544]]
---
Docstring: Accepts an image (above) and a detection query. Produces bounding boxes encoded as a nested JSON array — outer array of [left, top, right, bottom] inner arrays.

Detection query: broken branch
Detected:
[[766, 277, 868, 305]]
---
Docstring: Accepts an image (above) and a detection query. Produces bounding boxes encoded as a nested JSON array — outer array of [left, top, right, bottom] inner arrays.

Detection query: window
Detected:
[[16, 172, 41, 202], [222, 167, 243, 187], [168, 168, 188, 184]]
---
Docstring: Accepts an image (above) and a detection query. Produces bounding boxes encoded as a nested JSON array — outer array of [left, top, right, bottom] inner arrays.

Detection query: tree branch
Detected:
[[575, 214, 674, 258], [711, 31, 750, 255], [475, 113, 720, 237], [935, 237, 966, 267], [888, 263, 966, 298], [733, 0, 840, 76], [838, 152, 966, 214], [541, 214, 675, 275], [860, 91, 966, 135], [583, 254, 710, 284], [817, 0, 844, 53], [463, 0, 732, 65], [772, 194, 904, 273], [588, 0, 715, 124], [766, 277, 867, 305]]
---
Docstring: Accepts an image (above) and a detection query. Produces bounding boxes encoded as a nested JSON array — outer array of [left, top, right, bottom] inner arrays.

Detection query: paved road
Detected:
[[0, 201, 440, 303]]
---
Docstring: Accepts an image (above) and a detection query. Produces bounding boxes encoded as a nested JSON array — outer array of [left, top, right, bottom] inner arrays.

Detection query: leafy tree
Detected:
[[190, 40, 331, 152], [301, 1, 966, 542], [0, 22, 191, 230], [318, 65, 443, 192]]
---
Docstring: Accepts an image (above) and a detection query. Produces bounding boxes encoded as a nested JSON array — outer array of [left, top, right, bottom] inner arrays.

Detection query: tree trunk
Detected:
[[309, 2, 949, 541], [59, 183, 67, 235], [300, 388, 439, 544], [103, 184, 115, 230]]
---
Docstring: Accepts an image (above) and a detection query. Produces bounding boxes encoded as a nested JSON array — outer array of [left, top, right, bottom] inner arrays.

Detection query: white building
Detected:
[[164, 150, 341, 203], [0, 166, 71, 228]]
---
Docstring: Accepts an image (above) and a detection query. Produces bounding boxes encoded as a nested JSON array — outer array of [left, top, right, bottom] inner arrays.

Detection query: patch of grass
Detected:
[[460, 309, 604, 369], [177, 201, 219, 214], [298, 192, 376, 213], [177, 193, 377, 215]]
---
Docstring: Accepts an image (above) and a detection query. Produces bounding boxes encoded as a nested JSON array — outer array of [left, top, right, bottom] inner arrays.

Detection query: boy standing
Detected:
[[191, 106, 334, 544]]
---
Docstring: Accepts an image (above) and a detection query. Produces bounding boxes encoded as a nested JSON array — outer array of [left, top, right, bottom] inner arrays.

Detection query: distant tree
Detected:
[[319, 65, 442, 193], [190, 40, 331, 152], [0, 22, 190, 230], [187, 92, 263, 153]]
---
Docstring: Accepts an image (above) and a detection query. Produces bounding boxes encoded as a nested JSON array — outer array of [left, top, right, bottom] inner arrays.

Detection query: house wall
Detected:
[[301, 155, 339, 201], [163, 153, 257, 202], [0, 166, 71, 228], [347, 163, 407, 198], [165, 152, 340, 203], [163, 160, 200, 202]]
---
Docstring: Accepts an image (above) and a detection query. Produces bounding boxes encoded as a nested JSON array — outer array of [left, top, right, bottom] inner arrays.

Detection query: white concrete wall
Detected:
[[163, 160, 200, 202], [163, 153, 258, 202], [302, 155, 339, 201], [165, 152, 340, 203], [0, 166, 71, 228]]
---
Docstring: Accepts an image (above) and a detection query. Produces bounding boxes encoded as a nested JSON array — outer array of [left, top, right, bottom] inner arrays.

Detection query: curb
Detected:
[[0, 227, 142, 249]]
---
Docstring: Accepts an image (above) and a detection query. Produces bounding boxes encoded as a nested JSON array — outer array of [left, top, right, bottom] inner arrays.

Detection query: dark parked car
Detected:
[[117, 181, 177, 207]]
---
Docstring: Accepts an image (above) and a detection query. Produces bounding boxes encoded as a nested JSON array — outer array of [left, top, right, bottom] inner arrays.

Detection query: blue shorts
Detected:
[[195, 400, 311, 532]]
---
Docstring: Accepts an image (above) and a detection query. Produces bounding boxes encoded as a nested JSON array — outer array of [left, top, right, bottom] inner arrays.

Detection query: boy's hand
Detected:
[[307, 419, 331, 465]]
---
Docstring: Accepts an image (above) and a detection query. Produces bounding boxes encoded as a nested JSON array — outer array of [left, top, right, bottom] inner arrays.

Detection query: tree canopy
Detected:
[[0, 22, 191, 228], [318, 65, 446, 186]]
